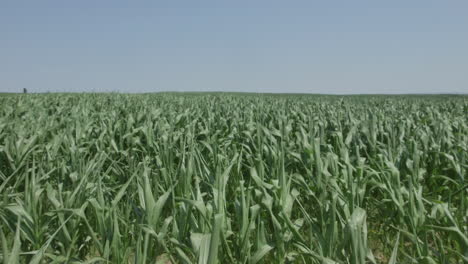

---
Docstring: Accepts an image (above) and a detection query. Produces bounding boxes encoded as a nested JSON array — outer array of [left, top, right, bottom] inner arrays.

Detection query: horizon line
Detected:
[[1, 91, 467, 96]]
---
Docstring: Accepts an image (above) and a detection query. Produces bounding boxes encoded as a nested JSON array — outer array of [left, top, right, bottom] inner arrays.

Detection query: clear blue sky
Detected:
[[1, 0, 467, 94]]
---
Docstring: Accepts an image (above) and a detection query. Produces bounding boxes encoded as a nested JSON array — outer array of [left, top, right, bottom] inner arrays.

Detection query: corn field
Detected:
[[0, 93, 467, 263]]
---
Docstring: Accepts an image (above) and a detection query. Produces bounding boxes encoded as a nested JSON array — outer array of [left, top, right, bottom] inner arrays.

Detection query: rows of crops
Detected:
[[0, 94, 466, 263]]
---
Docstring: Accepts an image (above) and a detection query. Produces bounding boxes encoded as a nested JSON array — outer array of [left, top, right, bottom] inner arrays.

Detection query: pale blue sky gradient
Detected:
[[1, 0, 467, 93]]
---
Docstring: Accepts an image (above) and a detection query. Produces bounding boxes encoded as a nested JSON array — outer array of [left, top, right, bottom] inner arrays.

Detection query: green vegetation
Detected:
[[0, 93, 467, 263]]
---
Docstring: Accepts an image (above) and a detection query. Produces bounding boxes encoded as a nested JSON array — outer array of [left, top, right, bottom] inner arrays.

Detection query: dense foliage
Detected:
[[0, 93, 467, 263]]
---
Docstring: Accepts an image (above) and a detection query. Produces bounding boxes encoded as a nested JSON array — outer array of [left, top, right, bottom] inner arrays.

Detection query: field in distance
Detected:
[[0, 93, 466, 263]]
